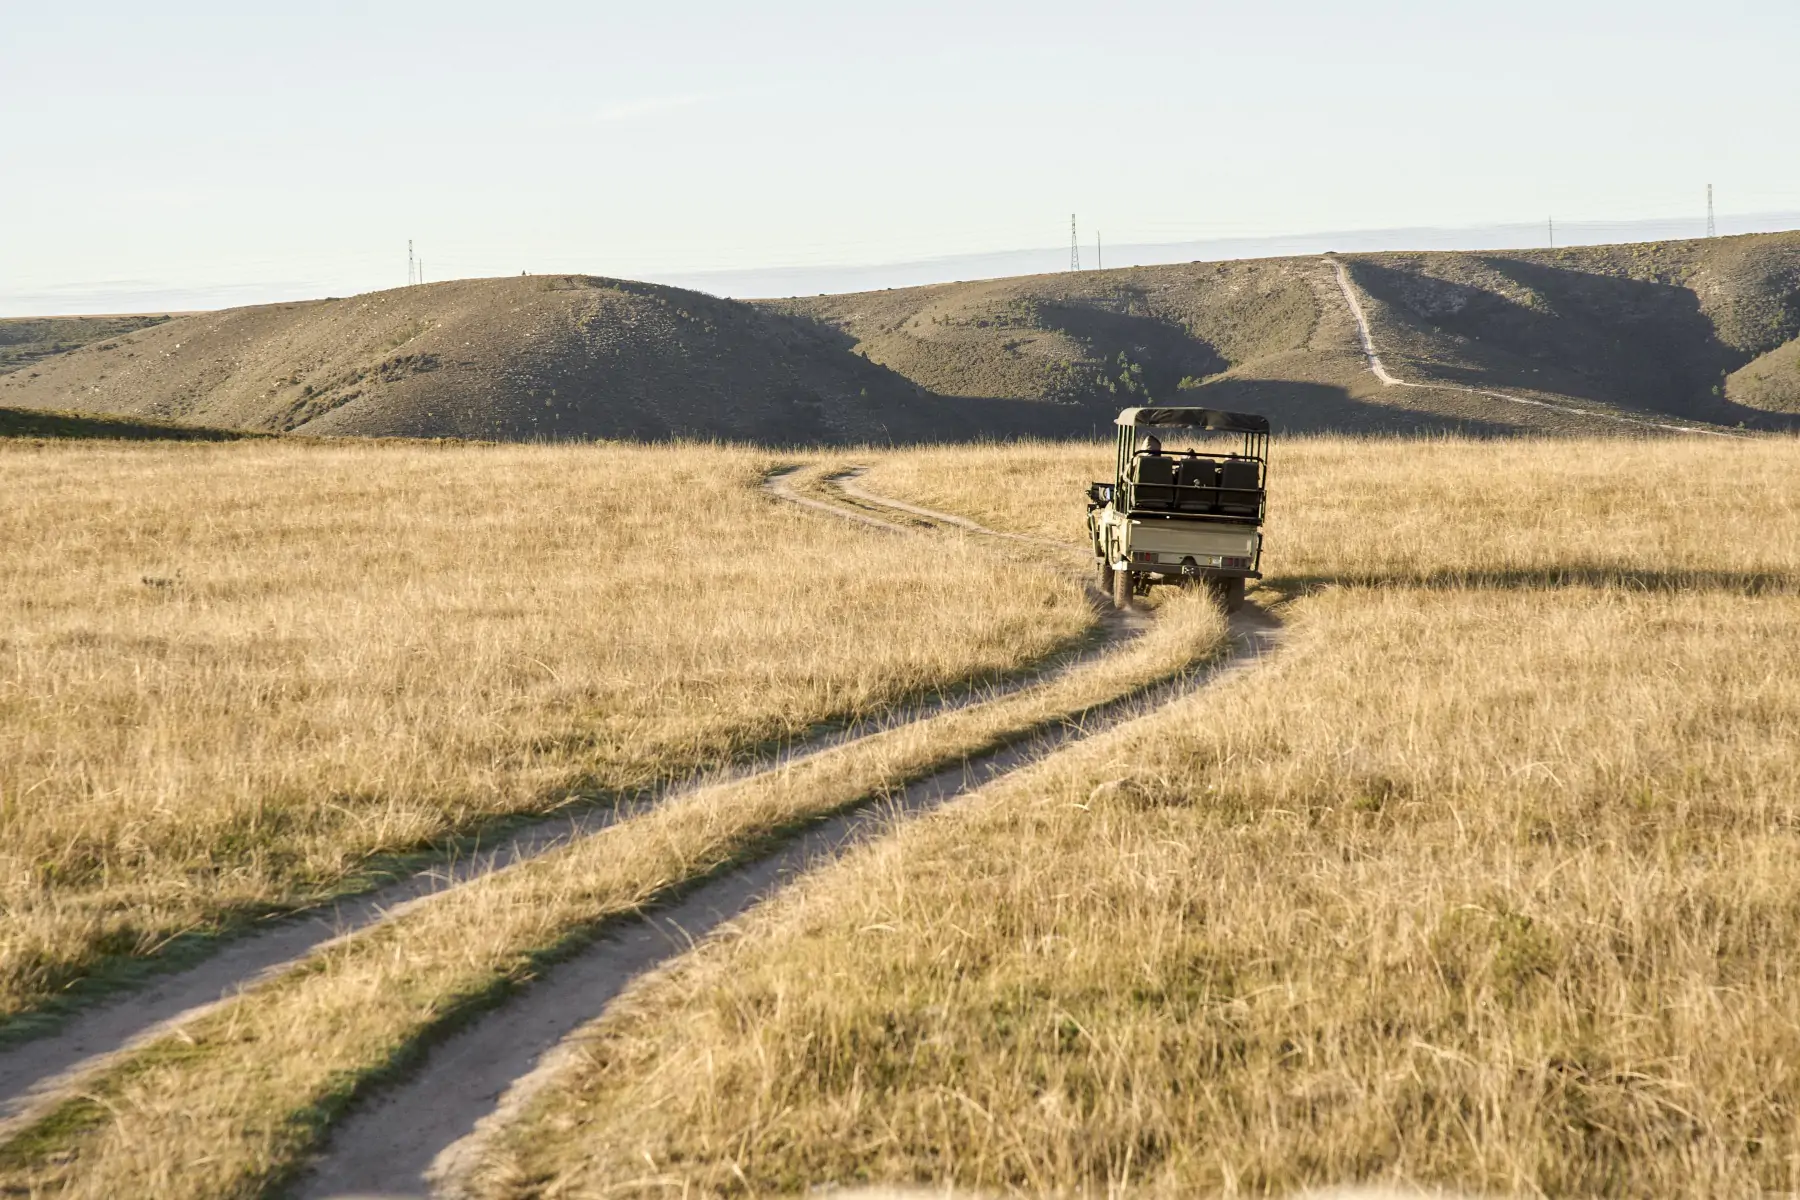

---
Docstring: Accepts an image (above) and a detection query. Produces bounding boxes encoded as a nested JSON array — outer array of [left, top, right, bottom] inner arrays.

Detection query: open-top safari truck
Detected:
[[1087, 406, 1268, 612]]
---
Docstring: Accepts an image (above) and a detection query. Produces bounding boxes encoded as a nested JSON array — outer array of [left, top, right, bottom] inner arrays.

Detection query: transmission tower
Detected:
[[1070, 214, 1080, 271], [1548, 216, 1554, 249], [1096, 230, 1103, 271], [408, 239, 415, 286], [1707, 184, 1716, 238]]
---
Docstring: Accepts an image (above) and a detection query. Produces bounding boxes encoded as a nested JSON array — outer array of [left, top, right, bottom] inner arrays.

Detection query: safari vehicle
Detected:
[[1086, 406, 1268, 612]]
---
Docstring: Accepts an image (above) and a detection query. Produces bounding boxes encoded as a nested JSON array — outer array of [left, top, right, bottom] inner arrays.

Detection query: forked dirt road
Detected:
[[1324, 256, 1739, 438]]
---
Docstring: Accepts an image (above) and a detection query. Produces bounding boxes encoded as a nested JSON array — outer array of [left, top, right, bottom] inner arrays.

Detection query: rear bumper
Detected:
[[1105, 557, 1261, 582], [1128, 551, 1258, 575], [1141, 565, 1262, 581]]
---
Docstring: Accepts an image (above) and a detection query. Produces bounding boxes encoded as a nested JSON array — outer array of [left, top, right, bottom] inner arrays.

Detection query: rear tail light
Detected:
[[1223, 556, 1251, 570]]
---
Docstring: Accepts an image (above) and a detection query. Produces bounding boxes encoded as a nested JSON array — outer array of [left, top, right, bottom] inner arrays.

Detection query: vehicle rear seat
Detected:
[[1175, 457, 1219, 511], [1217, 459, 1261, 516], [1133, 455, 1176, 508]]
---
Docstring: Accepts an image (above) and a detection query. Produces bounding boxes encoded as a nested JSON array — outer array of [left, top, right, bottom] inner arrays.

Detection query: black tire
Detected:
[[1097, 560, 1115, 595], [1210, 576, 1245, 613], [1113, 565, 1133, 610]]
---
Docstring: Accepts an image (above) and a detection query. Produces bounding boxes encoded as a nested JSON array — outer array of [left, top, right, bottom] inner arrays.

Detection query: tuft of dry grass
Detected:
[[0, 439, 1092, 1019], [0, 578, 1226, 1198], [486, 436, 1800, 1198]]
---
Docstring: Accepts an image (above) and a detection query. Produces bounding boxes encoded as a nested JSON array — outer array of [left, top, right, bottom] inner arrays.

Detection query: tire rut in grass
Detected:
[[0, 473, 1129, 1138], [296, 603, 1282, 1200], [829, 467, 1072, 549], [287, 478, 1278, 1200]]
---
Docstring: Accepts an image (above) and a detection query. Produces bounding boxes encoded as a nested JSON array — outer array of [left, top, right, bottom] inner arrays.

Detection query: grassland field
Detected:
[[3, 431, 1799, 1197], [496, 435, 1800, 1197], [0, 441, 1096, 1026]]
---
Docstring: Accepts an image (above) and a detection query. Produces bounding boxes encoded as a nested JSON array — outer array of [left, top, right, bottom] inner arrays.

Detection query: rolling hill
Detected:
[[0, 276, 1054, 443], [775, 230, 1800, 435], [1332, 234, 1800, 430], [6, 232, 1800, 440]]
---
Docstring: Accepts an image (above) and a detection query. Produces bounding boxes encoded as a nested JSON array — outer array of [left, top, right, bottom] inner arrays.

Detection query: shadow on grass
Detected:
[[1265, 564, 1798, 601], [0, 406, 248, 442]]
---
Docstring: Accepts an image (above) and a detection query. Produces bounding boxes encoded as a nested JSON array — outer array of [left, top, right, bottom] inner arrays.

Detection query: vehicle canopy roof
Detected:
[[1116, 406, 1270, 433]]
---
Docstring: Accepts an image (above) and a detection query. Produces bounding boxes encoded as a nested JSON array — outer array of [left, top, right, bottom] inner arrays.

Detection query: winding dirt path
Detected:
[[0, 806, 623, 1132], [290, 470, 1283, 1200], [1324, 256, 1740, 438], [763, 465, 915, 533], [0, 476, 1132, 1141], [830, 468, 1070, 549]]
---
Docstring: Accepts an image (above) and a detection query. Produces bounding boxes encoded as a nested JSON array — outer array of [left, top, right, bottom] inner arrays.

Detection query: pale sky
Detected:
[[4, 0, 1799, 313]]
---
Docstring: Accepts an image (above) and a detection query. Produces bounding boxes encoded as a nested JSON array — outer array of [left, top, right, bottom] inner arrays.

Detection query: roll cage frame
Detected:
[[1087, 406, 1270, 523]]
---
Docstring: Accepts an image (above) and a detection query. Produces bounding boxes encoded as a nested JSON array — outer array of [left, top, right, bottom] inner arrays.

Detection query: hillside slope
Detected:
[[1339, 233, 1800, 429], [8, 232, 1800, 440], [0, 276, 1050, 443], [764, 258, 1341, 423], [0, 315, 172, 376], [774, 231, 1800, 435], [1727, 336, 1800, 413]]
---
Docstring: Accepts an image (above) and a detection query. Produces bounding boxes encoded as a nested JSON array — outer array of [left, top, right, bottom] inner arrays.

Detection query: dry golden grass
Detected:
[[487, 436, 1800, 1198], [0, 440, 1093, 1019], [860, 443, 1110, 544], [0, 577, 1225, 1198]]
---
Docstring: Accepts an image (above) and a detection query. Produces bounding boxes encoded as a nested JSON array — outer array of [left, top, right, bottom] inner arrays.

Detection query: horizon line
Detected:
[[7, 210, 1800, 318]]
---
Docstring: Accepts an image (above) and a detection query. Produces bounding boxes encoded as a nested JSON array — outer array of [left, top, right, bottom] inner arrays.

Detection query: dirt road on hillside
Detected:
[[1324, 256, 1740, 438]]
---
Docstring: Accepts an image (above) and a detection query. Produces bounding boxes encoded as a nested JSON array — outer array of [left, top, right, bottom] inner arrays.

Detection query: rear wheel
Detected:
[[1112, 565, 1132, 610], [1210, 576, 1245, 613], [1097, 559, 1115, 595]]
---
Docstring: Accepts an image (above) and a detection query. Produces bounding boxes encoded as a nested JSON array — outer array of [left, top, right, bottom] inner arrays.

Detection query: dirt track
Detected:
[[292, 472, 1280, 1199], [0, 806, 631, 1131], [1323, 256, 1740, 438], [830, 468, 1070, 548], [0, 481, 1129, 1140], [0, 469, 1282, 1198]]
